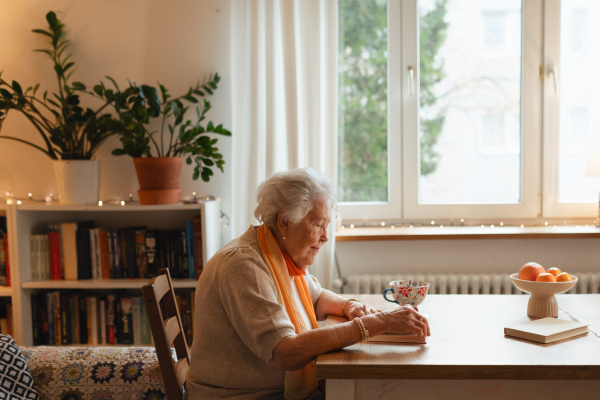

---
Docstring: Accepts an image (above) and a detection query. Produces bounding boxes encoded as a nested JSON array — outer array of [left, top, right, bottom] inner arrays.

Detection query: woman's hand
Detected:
[[344, 300, 379, 320], [378, 305, 430, 337]]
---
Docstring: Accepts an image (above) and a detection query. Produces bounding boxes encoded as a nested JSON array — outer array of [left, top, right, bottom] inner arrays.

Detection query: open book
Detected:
[[326, 315, 428, 344], [504, 317, 588, 344]]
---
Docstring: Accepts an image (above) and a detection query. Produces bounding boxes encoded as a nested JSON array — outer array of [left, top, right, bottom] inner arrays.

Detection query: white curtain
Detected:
[[230, 0, 338, 289]]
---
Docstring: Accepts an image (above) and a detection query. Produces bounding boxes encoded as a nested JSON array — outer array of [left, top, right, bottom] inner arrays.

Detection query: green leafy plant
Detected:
[[0, 11, 119, 159], [93, 74, 231, 182]]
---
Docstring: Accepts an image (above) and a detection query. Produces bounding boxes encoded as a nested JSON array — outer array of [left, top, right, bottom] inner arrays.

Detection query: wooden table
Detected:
[[316, 294, 600, 399]]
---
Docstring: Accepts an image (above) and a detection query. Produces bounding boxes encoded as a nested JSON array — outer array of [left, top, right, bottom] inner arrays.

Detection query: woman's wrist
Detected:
[[342, 298, 360, 317]]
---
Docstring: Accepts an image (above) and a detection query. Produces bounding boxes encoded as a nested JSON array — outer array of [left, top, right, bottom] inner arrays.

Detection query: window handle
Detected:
[[408, 66, 415, 96], [547, 65, 558, 94]]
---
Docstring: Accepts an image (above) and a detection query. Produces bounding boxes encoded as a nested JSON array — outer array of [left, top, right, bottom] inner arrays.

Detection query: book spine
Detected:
[[186, 221, 195, 279], [76, 229, 92, 280], [126, 228, 137, 279], [60, 292, 70, 345], [131, 296, 142, 345], [135, 228, 147, 279], [87, 296, 99, 345], [99, 229, 110, 279], [120, 296, 133, 344], [105, 294, 116, 345], [0, 236, 7, 286], [119, 229, 128, 279], [53, 291, 61, 345], [99, 298, 106, 345], [4, 234, 10, 287], [78, 295, 88, 344], [60, 223, 78, 281], [112, 230, 122, 279], [48, 229, 62, 280], [31, 293, 41, 345], [89, 229, 97, 279], [192, 215, 204, 278], [46, 292, 53, 345], [145, 230, 157, 278], [139, 297, 151, 345]]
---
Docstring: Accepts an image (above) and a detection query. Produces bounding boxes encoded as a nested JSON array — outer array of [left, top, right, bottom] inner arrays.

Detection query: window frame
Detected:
[[338, 0, 596, 224]]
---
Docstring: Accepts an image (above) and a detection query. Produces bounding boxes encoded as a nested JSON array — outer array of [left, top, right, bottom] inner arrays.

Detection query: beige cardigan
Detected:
[[185, 225, 323, 400]]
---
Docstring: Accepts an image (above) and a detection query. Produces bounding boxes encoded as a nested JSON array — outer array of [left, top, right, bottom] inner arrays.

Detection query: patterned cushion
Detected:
[[20, 346, 166, 400], [0, 334, 38, 400]]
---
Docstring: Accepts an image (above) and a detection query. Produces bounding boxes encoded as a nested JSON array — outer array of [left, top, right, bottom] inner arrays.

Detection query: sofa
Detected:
[[0, 334, 168, 400]]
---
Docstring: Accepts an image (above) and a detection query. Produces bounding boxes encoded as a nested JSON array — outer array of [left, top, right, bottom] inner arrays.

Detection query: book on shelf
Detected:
[[110, 229, 122, 279], [139, 297, 151, 345], [87, 296, 99, 345], [504, 317, 589, 344], [131, 296, 142, 345], [29, 234, 48, 281], [0, 235, 7, 286], [48, 226, 62, 280], [76, 220, 94, 280], [99, 298, 107, 345], [135, 228, 147, 279], [89, 228, 99, 279], [78, 295, 88, 344], [3, 233, 9, 287], [119, 296, 134, 344], [186, 221, 195, 279], [326, 315, 428, 344], [98, 228, 110, 279], [0, 218, 8, 286], [192, 215, 204, 278], [60, 222, 78, 280], [60, 292, 70, 345], [105, 294, 117, 345], [145, 230, 158, 278], [52, 291, 61, 345]]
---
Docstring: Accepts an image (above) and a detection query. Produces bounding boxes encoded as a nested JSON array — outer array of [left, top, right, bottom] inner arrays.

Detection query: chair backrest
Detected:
[[142, 268, 191, 400]]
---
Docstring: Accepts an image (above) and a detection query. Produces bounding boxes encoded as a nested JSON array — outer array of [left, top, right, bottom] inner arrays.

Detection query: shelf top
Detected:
[[11, 201, 216, 212]]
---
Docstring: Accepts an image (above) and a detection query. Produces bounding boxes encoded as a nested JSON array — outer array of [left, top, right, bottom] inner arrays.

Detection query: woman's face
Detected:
[[279, 198, 330, 270]]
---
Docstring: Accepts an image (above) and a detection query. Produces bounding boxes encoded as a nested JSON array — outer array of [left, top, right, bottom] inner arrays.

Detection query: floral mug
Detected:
[[383, 280, 430, 307]]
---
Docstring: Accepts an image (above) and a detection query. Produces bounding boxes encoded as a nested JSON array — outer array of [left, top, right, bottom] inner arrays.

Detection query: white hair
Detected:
[[254, 168, 336, 230]]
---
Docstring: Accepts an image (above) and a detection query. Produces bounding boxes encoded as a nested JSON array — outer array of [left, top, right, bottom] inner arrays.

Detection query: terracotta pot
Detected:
[[133, 157, 183, 205]]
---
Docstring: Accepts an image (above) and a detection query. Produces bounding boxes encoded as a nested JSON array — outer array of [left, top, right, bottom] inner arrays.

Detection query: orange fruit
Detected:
[[536, 272, 557, 282], [546, 267, 562, 276], [556, 272, 573, 282], [518, 262, 545, 281]]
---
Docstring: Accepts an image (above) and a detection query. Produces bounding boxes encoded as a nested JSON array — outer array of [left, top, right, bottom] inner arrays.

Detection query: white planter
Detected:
[[53, 160, 101, 205]]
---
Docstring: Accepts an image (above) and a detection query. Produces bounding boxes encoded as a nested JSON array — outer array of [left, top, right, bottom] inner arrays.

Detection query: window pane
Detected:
[[338, 0, 388, 202], [418, 0, 522, 204], [558, 1, 600, 203]]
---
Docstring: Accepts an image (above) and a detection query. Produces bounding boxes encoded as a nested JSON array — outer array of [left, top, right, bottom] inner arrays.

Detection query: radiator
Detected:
[[339, 272, 600, 295]]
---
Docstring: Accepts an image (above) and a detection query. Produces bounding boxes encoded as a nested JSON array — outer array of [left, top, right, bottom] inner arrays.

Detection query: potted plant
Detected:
[[0, 11, 119, 204], [93, 74, 231, 204]]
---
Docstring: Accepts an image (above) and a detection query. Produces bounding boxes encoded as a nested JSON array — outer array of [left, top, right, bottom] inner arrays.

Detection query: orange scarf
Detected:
[[257, 225, 318, 400]]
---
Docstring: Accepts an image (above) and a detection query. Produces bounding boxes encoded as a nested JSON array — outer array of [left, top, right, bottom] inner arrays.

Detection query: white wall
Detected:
[[0, 0, 232, 218]]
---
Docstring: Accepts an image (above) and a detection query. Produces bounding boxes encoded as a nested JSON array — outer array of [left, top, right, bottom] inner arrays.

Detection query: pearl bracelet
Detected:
[[353, 317, 369, 342]]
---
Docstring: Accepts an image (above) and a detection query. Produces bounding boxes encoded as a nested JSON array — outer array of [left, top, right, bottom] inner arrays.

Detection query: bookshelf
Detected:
[[4, 200, 221, 346]]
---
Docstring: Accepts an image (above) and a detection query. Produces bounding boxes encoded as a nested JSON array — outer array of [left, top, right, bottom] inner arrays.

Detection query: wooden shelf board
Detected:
[[21, 279, 197, 290]]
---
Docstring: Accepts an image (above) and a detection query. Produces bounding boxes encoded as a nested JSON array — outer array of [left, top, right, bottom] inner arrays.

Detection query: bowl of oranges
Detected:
[[510, 262, 578, 318]]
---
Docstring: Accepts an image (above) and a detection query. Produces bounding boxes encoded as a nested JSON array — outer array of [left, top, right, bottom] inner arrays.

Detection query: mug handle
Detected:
[[383, 288, 396, 303]]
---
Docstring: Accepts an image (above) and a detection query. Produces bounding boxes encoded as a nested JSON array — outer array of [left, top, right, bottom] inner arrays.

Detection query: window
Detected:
[[338, 0, 600, 222]]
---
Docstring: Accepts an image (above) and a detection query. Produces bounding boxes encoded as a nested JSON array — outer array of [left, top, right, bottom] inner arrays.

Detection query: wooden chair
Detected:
[[142, 268, 191, 400]]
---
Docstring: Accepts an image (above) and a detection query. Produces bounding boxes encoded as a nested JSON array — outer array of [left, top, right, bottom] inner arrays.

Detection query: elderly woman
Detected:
[[185, 168, 430, 400]]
